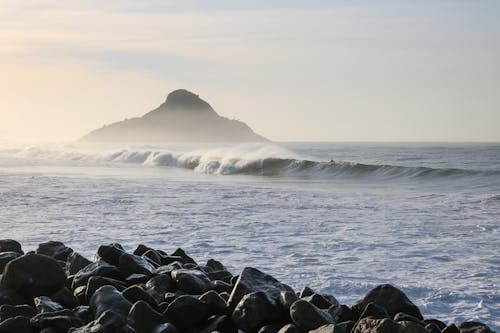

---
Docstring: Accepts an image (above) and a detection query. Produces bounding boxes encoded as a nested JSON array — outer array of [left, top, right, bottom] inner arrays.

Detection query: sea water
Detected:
[[0, 141, 498, 329]]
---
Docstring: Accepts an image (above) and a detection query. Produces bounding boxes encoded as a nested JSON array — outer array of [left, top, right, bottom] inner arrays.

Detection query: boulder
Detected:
[[119, 253, 157, 277], [232, 291, 281, 332], [0, 240, 23, 255], [171, 248, 197, 265], [0, 304, 36, 321], [290, 299, 334, 331], [163, 295, 208, 331], [36, 241, 73, 261], [171, 269, 213, 294], [97, 244, 126, 266], [152, 323, 179, 333], [199, 290, 227, 316], [145, 275, 175, 303], [458, 322, 494, 333], [277, 324, 301, 333], [128, 300, 166, 333], [123, 285, 158, 309], [52, 287, 80, 309], [200, 315, 237, 333], [1, 253, 66, 299], [0, 315, 32, 333], [72, 260, 122, 289], [0, 252, 20, 273], [302, 294, 334, 310], [352, 317, 427, 333], [30, 309, 84, 332], [34, 296, 64, 313], [69, 310, 135, 333], [85, 276, 127, 300], [66, 252, 92, 275], [352, 284, 423, 320], [89, 285, 132, 319]]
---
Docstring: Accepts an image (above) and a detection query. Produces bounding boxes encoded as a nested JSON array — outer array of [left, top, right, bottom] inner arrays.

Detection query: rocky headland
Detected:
[[81, 89, 268, 143], [0, 240, 494, 333]]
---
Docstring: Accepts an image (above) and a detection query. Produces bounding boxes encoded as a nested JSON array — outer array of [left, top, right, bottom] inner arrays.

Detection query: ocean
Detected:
[[0, 141, 498, 329]]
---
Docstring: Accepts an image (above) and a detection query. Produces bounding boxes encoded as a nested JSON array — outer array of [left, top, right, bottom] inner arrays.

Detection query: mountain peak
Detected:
[[163, 89, 213, 112]]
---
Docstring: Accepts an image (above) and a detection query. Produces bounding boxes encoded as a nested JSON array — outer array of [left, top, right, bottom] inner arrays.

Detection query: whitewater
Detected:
[[0, 141, 499, 330]]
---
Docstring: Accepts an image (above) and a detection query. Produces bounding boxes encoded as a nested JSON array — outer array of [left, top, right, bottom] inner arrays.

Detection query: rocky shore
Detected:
[[0, 240, 494, 333]]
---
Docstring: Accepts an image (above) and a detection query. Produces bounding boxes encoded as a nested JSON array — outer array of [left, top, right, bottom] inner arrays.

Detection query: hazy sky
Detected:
[[1, 0, 499, 141]]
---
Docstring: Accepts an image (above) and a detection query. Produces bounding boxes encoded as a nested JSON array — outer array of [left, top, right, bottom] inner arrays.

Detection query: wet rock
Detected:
[[128, 300, 166, 333], [227, 267, 294, 310], [36, 241, 73, 261], [257, 323, 282, 333], [143, 250, 163, 266], [279, 290, 299, 315], [212, 280, 232, 294], [393, 312, 425, 325], [0, 304, 36, 321], [352, 284, 423, 320], [34, 296, 64, 313], [164, 295, 208, 331], [299, 286, 314, 298], [277, 323, 301, 333], [152, 322, 179, 333], [52, 287, 79, 309], [0, 252, 20, 273], [232, 291, 282, 333], [171, 248, 197, 265], [171, 269, 213, 294], [123, 285, 158, 309], [458, 322, 494, 333], [72, 260, 122, 289], [89, 285, 132, 319], [442, 324, 461, 333], [423, 319, 446, 330], [145, 275, 175, 303], [134, 244, 153, 257], [30, 309, 84, 332], [330, 305, 358, 323], [290, 299, 334, 331], [1, 253, 66, 299], [69, 310, 135, 333], [66, 252, 92, 275], [74, 305, 92, 323], [0, 240, 23, 255], [302, 294, 334, 310], [200, 315, 237, 333], [126, 274, 150, 286], [207, 270, 233, 283], [352, 317, 427, 333], [119, 253, 157, 277], [0, 315, 32, 333], [86, 276, 127, 300], [310, 322, 355, 333], [206, 259, 226, 272], [358, 302, 389, 320], [97, 244, 126, 266], [425, 323, 442, 333], [199, 290, 227, 315]]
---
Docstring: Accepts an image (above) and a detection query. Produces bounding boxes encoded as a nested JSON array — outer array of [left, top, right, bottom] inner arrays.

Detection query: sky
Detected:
[[1, 0, 499, 142]]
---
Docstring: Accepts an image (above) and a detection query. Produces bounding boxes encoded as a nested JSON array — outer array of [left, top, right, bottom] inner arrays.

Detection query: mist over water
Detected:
[[0, 141, 499, 330]]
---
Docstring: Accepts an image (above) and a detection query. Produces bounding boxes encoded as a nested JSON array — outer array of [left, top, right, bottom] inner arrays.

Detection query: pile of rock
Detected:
[[0, 240, 494, 333]]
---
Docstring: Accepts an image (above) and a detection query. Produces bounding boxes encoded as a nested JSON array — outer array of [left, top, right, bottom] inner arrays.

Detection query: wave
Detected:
[[3, 144, 500, 180]]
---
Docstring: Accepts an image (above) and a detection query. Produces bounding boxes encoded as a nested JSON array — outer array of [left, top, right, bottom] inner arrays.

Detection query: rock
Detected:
[[145, 275, 175, 303], [0, 286, 27, 306], [30, 309, 84, 332], [0, 252, 20, 273], [425, 323, 442, 333], [52, 287, 80, 309], [277, 323, 301, 333], [128, 300, 166, 333], [330, 305, 358, 323], [69, 310, 135, 333], [442, 324, 461, 333], [206, 259, 226, 272], [310, 322, 355, 333], [257, 323, 283, 333], [126, 274, 150, 286], [227, 267, 294, 310], [299, 286, 315, 298], [86, 276, 127, 300], [123, 285, 158, 309], [163, 295, 208, 331], [393, 312, 425, 325], [0, 240, 23, 255], [423, 319, 446, 330], [152, 323, 179, 333], [36, 241, 73, 261], [199, 290, 227, 315], [290, 299, 334, 331], [232, 291, 282, 333], [89, 285, 132, 319], [207, 270, 233, 283], [0, 315, 32, 333], [302, 294, 334, 310], [199, 315, 237, 333], [352, 317, 427, 333], [358, 302, 389, 320], [72, 260, 122, 289], [97, 244, 126, 266], [74, 305, 92, 323], [66, 252, 92, 275], [458, 322, 494, 333], [1, 253, 66, 299], [119, 253, 157, 276], [171, 248, 197, 265], [34, 296, 64, 313], [171, 269, 213, 294], [352, 284, 423, 320], [212, 280, 233, 294], [0, 304, 36, 321], [279, 290, 299, 315]]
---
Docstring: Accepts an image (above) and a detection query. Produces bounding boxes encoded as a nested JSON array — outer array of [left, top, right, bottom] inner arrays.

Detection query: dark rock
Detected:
[[232, 291, 282, 333], [163, 295, 208, 331], [89, 285, 132, 319], [97, 244, 126, 266], [423, 319, 446, 330], [36, 241, 73, 261], [40, 328, 59, 333], [152, 323, 179, 333], [358, 302, 389, 320], [34, 296, 64, 313], [119, 253, 157, 277], [218, 292, 230, 302], [0, 252, 20, 273], [159, 257, 184, 266], [227, 267, 294, 310], [126, 274, 150, 286], [128, 300, 166, 333], [1, 253, 66, 299], [72, 260, 122, 289], [66, 252, 92, 275], [171, 248, 196, 265], [52, 287, 79, 309], [352, 317, 427, 333], [200, 315, 237, 333], [279, 290, 299, 315], [393, 312, 425, 325], [145, 275, 175, 303], [69, 310, 135, 333], [310, 322, 354, 333], [299, 286, 314, 298], [30, 309, 84, 332], [352, 284, 423, 320], [123, 285, 158, 309], [303, 294, 334, 310], [290, 299, 334, 331], [0, 240, 23, 255], [73, 286, 88, 305], [143, 250, 163, 266], [86, 276, 127, 300], [212, 280, 232, 294], [206, 259, 226, 272], [257, 323, 282, 333], [442, 324, 461, 333], [133, 244, 152, 257], [425, 323, 442, 333], [74, 305, 92, 324], [0, 315, 32, 333], [458, 322, 494, 333], [199, 290, 227, 316], [330, 304, 358, 323], [277, 323, 301, 333], [0, 304, 36, 322], [171, 269, 213, 294], [207, 270, 233, 283]]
